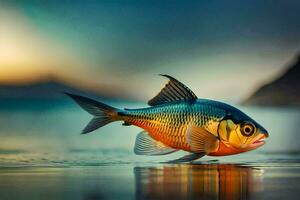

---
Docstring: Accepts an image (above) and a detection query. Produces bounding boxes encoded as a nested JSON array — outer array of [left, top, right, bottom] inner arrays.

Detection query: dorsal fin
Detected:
[[148, 74, 197, 106]]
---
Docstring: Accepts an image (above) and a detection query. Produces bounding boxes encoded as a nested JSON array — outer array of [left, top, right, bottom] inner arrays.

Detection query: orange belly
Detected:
[[132, 121, 192, 151], [209, 141, 243, 156]]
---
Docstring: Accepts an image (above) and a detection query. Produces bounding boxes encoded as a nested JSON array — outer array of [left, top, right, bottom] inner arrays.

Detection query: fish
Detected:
[[66, 74, 269, 162]]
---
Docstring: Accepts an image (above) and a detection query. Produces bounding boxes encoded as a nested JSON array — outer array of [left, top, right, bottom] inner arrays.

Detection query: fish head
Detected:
[[217, 107, 269, 152]]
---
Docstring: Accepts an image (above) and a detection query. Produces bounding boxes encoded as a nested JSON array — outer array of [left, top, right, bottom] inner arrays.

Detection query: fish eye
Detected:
[[241, 123, 255, 137]]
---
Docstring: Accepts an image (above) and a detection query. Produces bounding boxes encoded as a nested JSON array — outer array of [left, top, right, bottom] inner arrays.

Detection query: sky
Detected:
[[0, 0, 299, 102]]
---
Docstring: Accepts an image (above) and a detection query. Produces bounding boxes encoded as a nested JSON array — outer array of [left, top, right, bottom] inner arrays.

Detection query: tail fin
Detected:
[[65, 93, 120, 134]]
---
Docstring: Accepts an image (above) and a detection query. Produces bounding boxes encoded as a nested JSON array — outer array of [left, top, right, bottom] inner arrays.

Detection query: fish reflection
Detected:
[[134, 164, 263, 200]]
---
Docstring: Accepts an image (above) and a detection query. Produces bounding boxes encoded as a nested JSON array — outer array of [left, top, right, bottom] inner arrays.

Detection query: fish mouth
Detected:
[[253, 137, 265, 144], [251, 135, 267, 147]]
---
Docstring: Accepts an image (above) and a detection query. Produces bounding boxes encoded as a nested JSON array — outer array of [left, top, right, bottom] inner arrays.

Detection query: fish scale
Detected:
[[121, 101, 225, 150]]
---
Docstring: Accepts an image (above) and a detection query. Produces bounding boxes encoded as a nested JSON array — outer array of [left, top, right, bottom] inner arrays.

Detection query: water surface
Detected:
[[0, 102, 300, 199]]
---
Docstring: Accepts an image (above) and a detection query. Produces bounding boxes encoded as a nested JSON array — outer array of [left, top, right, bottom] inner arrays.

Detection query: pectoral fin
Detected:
[[134, 131, 178, 155], [187, 124, 219, 154]]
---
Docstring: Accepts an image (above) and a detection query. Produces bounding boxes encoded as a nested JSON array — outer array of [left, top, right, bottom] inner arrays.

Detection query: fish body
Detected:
[[66, 75, 269, 162], [120, 100, 225, 152]]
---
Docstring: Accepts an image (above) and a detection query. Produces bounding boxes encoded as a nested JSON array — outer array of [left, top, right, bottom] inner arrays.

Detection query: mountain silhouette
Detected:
[[243, 54, 300, 106], [0, 79, 132, 101]]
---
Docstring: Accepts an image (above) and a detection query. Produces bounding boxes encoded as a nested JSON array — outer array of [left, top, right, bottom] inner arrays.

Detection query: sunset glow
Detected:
[[0, 6, 85, 84], [0, 1, 299, 101]]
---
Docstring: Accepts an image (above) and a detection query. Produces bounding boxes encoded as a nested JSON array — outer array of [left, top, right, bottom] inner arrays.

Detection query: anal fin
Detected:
[[134, 131, 177, 155], [122, 121, 132, 126], [167, 153, 205, 163]]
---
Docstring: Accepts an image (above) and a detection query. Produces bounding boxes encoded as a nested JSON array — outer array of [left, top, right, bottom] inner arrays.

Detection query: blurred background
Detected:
[[0, 0, 300, 165], [1, 1, 300, 200]]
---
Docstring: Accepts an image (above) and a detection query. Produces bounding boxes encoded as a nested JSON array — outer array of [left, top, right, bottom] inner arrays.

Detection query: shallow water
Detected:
[[1, 155, 300, 200], [0, 102, 300, 199]]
